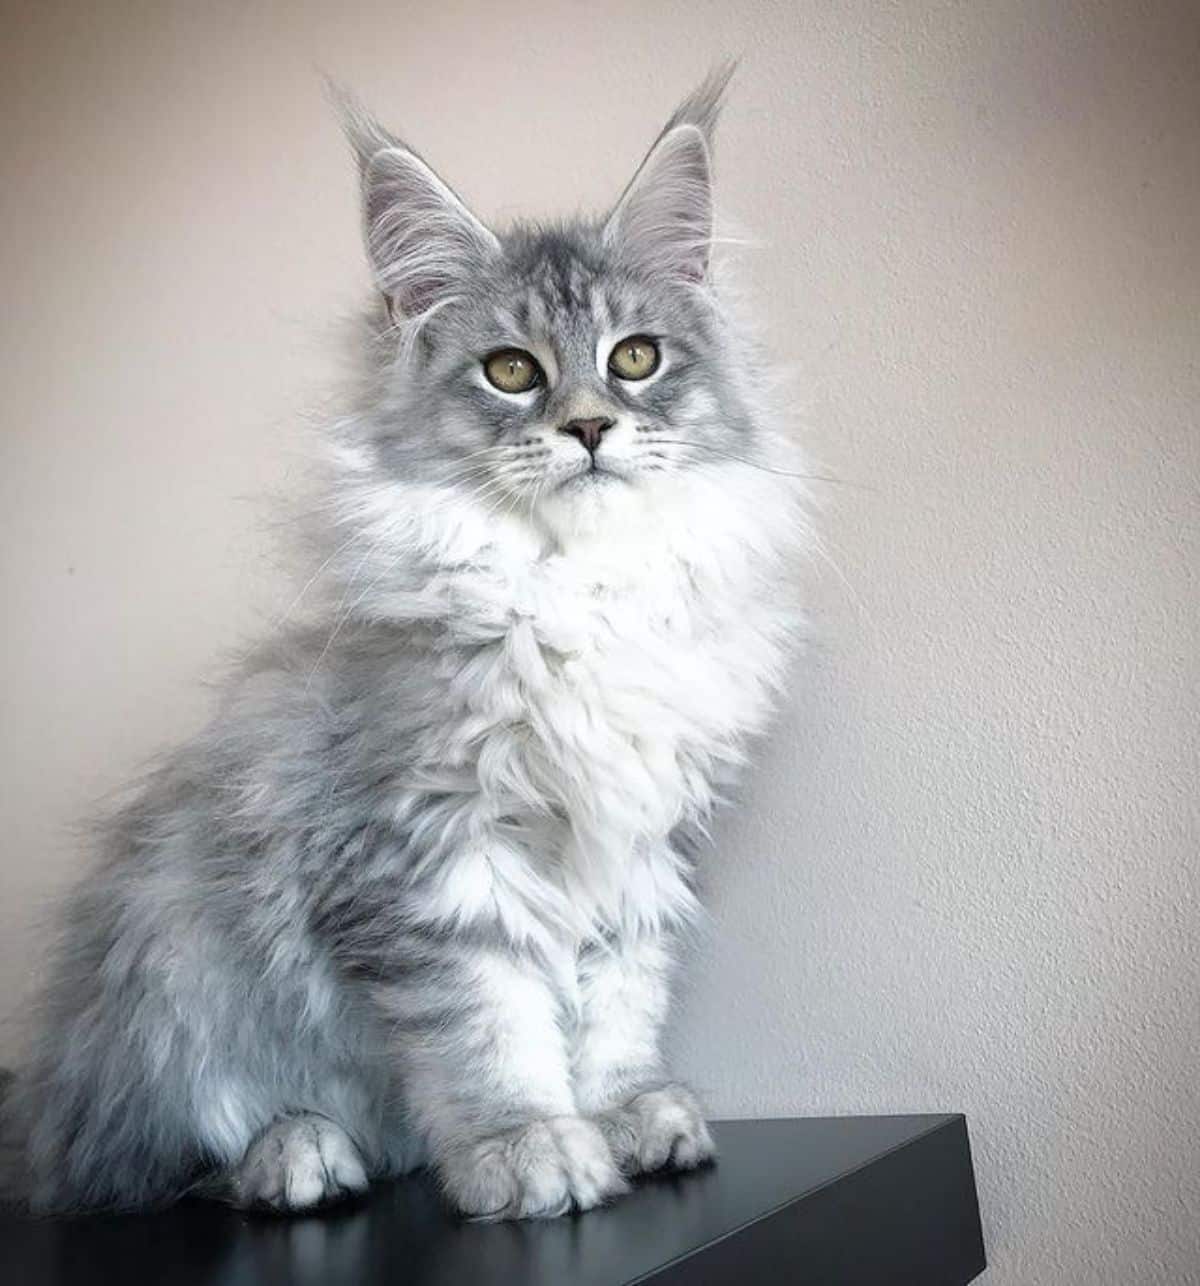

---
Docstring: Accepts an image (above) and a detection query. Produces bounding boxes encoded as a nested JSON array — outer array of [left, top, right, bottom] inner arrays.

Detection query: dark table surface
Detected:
[[4, 1114, 985, 1285]]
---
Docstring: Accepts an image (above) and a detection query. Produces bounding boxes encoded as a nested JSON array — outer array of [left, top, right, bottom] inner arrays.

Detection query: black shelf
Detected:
[[4, 1114, 986, 1284]]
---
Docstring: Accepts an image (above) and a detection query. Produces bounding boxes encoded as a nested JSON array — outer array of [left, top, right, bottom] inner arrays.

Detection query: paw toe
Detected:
[[603, 1085, 716, 1176], [233, 1114, 368, 1212], [441, 1116, 626, 1220]]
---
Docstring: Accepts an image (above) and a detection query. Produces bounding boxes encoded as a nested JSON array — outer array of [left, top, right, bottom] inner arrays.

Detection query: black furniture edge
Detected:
[[634, 1114, 987, 1285]]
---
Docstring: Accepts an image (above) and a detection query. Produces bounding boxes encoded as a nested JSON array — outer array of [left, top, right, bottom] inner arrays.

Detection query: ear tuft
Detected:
[[326, 77, 402, 172], [661, 59, 737, 148]]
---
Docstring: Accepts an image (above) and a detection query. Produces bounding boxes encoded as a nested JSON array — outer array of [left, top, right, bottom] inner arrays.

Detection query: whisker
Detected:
[[274, 528, 366, 629], [305, 545, 414, 690], [638, 438, 873, 489]]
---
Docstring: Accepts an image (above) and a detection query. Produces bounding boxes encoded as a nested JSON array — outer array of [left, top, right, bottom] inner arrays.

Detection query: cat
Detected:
[[6, 65, 810, 1220]]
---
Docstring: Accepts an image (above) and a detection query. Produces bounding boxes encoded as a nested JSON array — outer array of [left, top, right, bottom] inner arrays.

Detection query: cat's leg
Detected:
[[377, 942, 627, 1219], [227, 1112, 369, 1212], [574, 934, 716, 1176]]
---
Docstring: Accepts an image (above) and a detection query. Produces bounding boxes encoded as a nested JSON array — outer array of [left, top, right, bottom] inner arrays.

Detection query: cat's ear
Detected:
[[334, 88, 499, 322], [603, 62, 735, 284]]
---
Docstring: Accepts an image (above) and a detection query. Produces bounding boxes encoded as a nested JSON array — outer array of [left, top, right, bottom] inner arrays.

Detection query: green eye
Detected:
[[608, 335, 660, 381], [484, 348, 542, 394]]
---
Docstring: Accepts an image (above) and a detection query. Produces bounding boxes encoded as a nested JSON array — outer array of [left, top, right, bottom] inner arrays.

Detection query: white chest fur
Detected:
[[446, 482, 793, 863], [357, 466, 800, 940]]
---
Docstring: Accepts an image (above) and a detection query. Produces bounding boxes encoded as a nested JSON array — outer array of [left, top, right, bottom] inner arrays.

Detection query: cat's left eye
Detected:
[[484, 348, 543, 394], [608, 336, 660, 381]]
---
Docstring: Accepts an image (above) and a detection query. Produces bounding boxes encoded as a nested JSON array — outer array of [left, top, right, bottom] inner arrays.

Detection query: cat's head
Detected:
[[340, 66, 764, 536]]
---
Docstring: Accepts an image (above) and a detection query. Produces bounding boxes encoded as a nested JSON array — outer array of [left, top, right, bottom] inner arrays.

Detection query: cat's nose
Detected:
[[558, 417, 614, 454]]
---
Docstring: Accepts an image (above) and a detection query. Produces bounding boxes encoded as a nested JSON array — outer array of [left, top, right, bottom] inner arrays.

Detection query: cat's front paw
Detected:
[[597, 1083, 717, 1175], [230, 1113, 369, 1212], [439, 1115, 628, 1219]]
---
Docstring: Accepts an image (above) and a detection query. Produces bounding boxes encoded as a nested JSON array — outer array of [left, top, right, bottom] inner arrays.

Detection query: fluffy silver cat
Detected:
[[9, 68, 809, 1219]]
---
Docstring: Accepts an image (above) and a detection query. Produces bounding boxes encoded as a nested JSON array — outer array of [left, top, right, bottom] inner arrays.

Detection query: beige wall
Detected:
[[2, 2, 1198, 1280]]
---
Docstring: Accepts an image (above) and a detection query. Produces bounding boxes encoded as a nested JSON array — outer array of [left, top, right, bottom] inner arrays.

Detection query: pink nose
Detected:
[[558, 417, 614, 454]]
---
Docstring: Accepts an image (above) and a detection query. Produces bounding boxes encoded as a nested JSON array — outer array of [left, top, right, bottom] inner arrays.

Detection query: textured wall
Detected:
[[2, 2, 1197, 1281]]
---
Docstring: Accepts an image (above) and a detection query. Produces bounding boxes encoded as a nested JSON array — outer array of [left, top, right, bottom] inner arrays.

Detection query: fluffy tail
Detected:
[[0, 1067, 32, 1211]]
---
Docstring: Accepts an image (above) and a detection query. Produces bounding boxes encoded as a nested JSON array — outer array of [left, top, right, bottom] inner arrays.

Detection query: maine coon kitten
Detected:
[[8, 68, 809, 1219]]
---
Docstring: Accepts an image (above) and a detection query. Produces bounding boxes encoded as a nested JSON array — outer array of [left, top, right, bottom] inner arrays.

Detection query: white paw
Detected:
[[439, 1115, 628, 1220], [598, 1084, 717, 1175], [231, 1113, 369, 1212]]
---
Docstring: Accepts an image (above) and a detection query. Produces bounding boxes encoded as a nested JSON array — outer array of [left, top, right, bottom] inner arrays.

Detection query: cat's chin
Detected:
[[557, 464, 628, 492], [535, 468, 652, 539]]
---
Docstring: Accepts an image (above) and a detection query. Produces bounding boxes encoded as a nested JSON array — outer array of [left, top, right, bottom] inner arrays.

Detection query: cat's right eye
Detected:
[[483, 349, 543, 394]]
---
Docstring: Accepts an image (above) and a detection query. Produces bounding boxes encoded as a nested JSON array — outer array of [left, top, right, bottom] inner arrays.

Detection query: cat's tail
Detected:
[[0, 1057, 212, 1217], [0, 1066, 34, 1213]]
